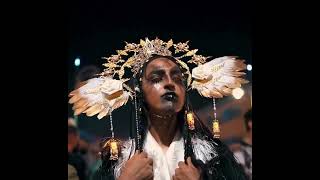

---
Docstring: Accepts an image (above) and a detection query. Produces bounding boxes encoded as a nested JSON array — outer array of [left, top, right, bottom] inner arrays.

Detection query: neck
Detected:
[[148, 112, 179, 149]]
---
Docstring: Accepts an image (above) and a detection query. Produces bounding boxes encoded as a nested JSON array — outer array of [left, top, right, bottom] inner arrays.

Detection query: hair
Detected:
[[244, 109, 252, 131], [134, 55, 212, 161], [96, 55, 248, 180]]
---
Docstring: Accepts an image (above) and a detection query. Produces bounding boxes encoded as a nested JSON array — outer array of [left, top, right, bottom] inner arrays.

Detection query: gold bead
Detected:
[[213, 120, 220, 138]]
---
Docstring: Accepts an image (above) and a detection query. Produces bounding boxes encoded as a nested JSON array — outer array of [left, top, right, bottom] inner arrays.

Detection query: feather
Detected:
[[97, 108, 110, 120], [68, 94, 81, 104], [113, 139, 135, 179], [191, 56, 248, 98], [109, 91, 130, 112], [74, 105, 89, 116], [192, 135, 218, 164], [73, 99, 89, 109], [84, 104, 104, 117], [68, 77, 132, 119]]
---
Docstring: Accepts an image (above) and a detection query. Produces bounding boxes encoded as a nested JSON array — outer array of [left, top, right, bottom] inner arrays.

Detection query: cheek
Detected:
[[153, 83, 162, 91], [176, 86, 186, 105], [178, 86, 186, 99], [142, 83, 162, 103]]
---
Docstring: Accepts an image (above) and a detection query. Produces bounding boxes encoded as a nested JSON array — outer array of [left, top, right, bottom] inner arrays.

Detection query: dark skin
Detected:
[[118, 57, 201, 180]]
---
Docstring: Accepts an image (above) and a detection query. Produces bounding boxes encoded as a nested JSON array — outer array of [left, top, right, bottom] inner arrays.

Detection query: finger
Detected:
[[147, 157, 153, 165], [147, 165, 153, 172], [140, 151, 148, 158], [186, 157, 194, 167], [135, 150, 139, 155], [145, 167, 153, 180], [172, 175, 176, 180], [178, 161, 185, 168], [147, 173, 154, 180], [175, 168, 181, 176]]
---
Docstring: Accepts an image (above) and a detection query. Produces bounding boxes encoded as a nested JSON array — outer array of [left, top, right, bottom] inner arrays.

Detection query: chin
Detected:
[[161, 105, 183, 115]]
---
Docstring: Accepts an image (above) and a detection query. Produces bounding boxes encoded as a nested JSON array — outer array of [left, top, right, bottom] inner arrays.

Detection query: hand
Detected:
[[118, 150, 153, 180], [172, 157, 201, 180]]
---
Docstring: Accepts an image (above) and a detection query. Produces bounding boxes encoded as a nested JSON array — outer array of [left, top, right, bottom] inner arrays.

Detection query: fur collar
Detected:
[[113, 131, 218, 180]]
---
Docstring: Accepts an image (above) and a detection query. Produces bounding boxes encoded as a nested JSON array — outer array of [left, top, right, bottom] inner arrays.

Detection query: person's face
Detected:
[[142, 57, 186, 115]]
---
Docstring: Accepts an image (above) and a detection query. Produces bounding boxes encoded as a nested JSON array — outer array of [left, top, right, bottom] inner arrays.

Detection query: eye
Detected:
[[150, 76, 162, 83], [173, 75, 183, 83]]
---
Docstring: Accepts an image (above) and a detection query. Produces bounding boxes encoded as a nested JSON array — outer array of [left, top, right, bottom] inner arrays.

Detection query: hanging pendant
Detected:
[[102, 138, 121, 160], [212, 98, 220, 138], [212, 119, 220, 138], [187, 112, 195, 130]]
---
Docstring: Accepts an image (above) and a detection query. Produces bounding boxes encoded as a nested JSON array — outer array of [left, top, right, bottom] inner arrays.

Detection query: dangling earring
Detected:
[[186, 111, 195, 130], [101, 112, 121, 160], [134, 87, 142, 151], [185, 92, 195, 131], [212, 98, 220, 138]]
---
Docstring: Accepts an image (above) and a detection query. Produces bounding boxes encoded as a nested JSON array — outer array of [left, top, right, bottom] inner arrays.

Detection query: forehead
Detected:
[[145, 57, 179, 74]]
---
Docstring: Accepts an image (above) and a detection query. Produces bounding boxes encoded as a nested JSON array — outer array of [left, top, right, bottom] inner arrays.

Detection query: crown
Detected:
[[100, 37, 211, 86]]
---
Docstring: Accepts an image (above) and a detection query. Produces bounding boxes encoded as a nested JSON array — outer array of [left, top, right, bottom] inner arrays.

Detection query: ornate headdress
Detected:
[[68, 37, 248, 160]]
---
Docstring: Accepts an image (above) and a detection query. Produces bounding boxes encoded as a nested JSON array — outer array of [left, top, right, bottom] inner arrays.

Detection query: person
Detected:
[[233, 109, 252, 180], [68, 123, 87, 180], [69, 38, 249, 180], [68, 164, 80, 180], [85, 140, 103, 180]]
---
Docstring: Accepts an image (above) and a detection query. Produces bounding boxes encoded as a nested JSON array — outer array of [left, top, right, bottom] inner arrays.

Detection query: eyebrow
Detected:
[[148, 69, 165, 77], [170, 66, 182, 75], [147, 66, 182, 77]]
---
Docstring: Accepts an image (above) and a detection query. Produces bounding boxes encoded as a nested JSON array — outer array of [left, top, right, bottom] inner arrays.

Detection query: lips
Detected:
[[162, 92, 178, 101]]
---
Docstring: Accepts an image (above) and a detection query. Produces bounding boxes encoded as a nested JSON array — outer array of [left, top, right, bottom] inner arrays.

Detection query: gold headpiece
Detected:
[[100, 37, 211, 87], [69, 37, 248, 119]]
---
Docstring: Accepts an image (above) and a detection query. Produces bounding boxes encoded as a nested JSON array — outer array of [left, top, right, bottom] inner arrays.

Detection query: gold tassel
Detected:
[[212, 98, 220, 138], [187, 112, 195, 130], [102, 139, 121, 160], [213, 119, 220, 138], [109, 140, 119, 160]]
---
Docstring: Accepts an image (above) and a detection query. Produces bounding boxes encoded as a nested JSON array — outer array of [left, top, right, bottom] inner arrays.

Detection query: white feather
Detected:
[[191, 56, 248, 98], [113, 139, 135, 179], [192, 135, 218, 164], [68, 77, 132, 119]]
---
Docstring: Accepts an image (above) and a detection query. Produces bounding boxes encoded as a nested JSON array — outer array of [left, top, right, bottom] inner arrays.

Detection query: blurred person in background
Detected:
[[233, 109, 252, 180], [68, 164, 79, 180], [68, 119, 87, 180], [85, 139, 102, 180]]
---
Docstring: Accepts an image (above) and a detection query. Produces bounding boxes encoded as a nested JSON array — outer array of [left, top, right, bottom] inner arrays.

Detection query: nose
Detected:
[[164, 76, 175, 91]]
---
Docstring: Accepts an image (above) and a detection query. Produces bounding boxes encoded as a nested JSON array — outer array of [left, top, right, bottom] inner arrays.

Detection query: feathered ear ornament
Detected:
[[191, 56, 248, 138], [68, 76, 131, 119], [69, 76, 132, 160]]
